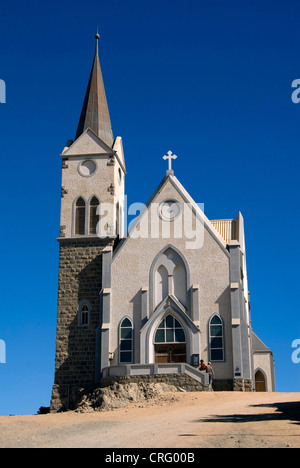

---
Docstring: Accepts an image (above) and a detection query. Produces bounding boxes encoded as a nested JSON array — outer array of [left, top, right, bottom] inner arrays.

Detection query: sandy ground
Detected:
[[0, 392, 300, 449]]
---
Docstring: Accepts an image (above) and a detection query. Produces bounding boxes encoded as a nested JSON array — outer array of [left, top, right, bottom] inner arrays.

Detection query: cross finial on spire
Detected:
[[95, 30, 100, 55], [163, 150, 177, 175], [75, 31, 114, 147]]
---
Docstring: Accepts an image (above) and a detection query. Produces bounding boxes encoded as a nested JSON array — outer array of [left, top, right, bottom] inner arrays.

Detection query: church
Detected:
[[50, 34, 275, 412]]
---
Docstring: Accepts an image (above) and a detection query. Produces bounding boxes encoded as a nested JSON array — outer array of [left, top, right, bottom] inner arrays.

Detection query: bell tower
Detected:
[[59, 33, 125, 240], [51, 34, 125, 412]]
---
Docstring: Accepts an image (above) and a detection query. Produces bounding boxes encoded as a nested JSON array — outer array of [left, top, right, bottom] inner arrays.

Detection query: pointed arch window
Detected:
[[152, 247, 188, 309], [81, 304, 89, 326], [119, 318, 133, 363], [75, 197, 86, 235], [155, 315, 186, 344], [173, 264, 187, 306], [89, 196, 100, 235], [209, 315, 224, 361], [155, 265, 168, 307], [78, 301, 91, 327]]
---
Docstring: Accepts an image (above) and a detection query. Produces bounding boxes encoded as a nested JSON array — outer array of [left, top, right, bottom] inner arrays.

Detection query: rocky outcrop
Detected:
[[75, 382, 178, 413]]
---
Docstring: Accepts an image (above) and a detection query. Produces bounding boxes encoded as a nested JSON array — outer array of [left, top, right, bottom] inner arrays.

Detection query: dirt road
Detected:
[[0, 392, 299, 448]]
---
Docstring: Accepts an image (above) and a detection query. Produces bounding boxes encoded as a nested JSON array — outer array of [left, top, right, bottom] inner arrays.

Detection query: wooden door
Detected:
[[255, 371, 266, 392], [171, 344, 186, 363], [155, 345, 170, 363], [155, 344, 186, 364]]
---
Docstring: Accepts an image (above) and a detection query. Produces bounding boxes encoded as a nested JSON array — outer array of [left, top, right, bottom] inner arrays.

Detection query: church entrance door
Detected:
[[154, 314, 187, 364], [155, 343, 186, 363], [255, 370, 266, 392]]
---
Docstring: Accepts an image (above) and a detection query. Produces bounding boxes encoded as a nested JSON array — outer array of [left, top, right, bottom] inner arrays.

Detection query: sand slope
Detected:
[[0, 392, 299, 448]]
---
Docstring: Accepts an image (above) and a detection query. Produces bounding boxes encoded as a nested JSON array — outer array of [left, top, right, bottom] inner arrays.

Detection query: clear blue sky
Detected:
[[0, 0, 300, 416]]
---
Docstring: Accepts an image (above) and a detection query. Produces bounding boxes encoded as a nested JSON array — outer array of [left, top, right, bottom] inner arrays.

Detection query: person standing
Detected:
[[206, 362, 215, 390], [199, 360, 207, 372]]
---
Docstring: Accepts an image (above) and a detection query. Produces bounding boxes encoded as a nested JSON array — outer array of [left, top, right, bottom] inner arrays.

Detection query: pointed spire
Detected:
[[75, 32, 114, 147]]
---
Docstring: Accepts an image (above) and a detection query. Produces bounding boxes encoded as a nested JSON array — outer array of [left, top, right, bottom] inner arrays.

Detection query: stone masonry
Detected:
[[51, 237, 113, 412], [52, 373, 209, 413]]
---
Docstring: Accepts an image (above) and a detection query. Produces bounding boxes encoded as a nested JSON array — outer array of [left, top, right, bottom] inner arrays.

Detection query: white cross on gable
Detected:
[[163, 151, 177, 173]]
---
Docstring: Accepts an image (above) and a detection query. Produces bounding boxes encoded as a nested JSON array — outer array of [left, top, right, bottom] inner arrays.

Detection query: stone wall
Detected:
[[51, 375, 253, 413], [51, 373, 209, 413], [50, 237, 113, 412], [100, 373, 208, 392], [233, 378, 253, 392]]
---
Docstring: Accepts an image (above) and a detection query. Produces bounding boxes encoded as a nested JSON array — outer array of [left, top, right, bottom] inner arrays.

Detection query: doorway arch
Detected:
[[140, 297, 200, 365], [154, 314, 186, 363], [255, 370, 266, 392]]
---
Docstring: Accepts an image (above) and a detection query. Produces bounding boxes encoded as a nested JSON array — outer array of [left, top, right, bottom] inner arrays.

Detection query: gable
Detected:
[[62, 128, 115, 157], [114, 174, 229, 260]]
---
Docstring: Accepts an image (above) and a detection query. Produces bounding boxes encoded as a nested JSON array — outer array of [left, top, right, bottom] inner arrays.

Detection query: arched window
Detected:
[[209, 315, 224, 361], [152, 247, 189, 311], [119, 318, 133, 363], [78, 302, 90, 327], [173, 264, 187, 306], [155, 315, 186, 344], [89, 196, 99, 235], [155, 265, 168, 307], [75, 197, 86, 235]]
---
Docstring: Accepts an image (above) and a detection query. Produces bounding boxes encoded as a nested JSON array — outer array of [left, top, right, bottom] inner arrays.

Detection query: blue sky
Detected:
[[0, 0, 300, 415]]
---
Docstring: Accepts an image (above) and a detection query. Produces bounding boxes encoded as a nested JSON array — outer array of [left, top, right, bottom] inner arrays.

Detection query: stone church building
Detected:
[[50, 35, 275, 412]]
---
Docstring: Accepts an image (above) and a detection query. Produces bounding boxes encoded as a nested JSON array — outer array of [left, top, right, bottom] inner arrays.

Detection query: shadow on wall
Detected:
[[52, 241, 110, 411]]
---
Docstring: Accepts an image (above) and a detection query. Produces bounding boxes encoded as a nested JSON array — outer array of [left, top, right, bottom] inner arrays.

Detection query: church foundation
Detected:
[[233, 378, 253, 392]]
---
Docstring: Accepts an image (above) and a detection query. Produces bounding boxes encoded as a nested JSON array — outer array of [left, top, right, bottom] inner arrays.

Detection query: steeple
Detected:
[[75, 33, 114, 147]]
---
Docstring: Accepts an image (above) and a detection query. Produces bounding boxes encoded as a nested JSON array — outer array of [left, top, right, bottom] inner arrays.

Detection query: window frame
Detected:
[[154, 314, 186, 344], [74, 196, 86, 236], [119, 317, 134, 364], [72, 195, 101, 237], [89, 195, 100, 235], [209, 314, 225, 362], [78, 300, 91, 328], [151, 246, 189, 312]]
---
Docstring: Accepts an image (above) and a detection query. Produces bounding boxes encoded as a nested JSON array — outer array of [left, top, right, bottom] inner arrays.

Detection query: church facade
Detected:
[[50, 35, 275, 412]]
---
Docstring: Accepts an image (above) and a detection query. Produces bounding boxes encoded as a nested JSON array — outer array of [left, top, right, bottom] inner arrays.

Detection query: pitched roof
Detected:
[[113, 173, 230, 259], [252, 331, 271, 353], [75, 34, 114, 148]]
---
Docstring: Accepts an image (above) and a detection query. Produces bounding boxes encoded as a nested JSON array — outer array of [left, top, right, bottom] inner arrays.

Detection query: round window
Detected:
[[78, 160, 97, 177], [159, 200, 181, 221]]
